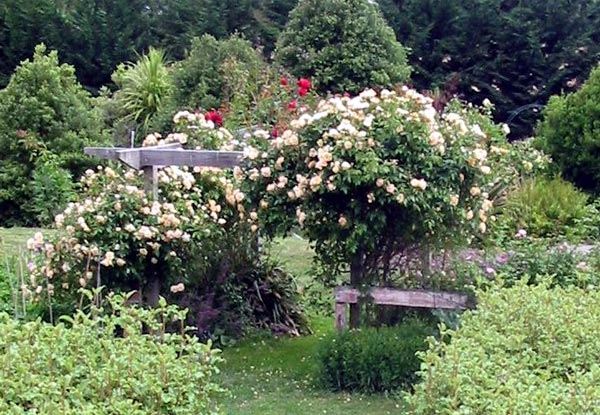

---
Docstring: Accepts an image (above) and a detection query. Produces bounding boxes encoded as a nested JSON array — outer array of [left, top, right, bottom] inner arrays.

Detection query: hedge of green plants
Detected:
[[407, 281, 600, 413], [317, 318, 434, 392], [0, 293, 224, 414]]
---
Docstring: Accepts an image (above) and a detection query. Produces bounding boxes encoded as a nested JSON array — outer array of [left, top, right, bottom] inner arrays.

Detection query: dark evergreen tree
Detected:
[[378, 0, 600, 138]]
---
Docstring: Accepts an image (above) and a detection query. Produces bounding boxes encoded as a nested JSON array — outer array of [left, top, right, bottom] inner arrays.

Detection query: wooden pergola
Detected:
[[84, 143, 243, 199], [84, 144, 471, 327]]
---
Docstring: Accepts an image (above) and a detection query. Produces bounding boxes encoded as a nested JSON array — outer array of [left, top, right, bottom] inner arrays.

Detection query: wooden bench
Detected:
[[334, 286, 471, 330]]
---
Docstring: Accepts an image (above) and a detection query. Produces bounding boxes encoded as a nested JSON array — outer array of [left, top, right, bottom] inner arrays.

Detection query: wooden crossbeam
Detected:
[[84, 144, 242, 170], [334, 286, 471, 330]]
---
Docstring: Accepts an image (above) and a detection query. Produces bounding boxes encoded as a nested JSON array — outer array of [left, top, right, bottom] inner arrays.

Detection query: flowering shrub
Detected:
[[239, 87, 545, 324], [0, 292, 224, 414], [25, 163, 244, 310]]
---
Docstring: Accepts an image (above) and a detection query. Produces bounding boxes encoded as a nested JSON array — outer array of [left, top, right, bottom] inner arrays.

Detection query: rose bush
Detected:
[[24, 163, 234, 312], [239, 87, 546, 326], [25, 112, 306, 336]]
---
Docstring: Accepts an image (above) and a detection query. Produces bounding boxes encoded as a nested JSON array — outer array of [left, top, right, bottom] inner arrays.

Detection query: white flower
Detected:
[[260, 166, 272, 178], [450, 194, 459, 206], [482, 98, 493, 108], [473, 148, 488, 161], [243, 146, 260, 160], [410, 178, 427, 191], [100, 251, 115, 267], [470, 186, 481, 196], [428, 131, 444, 146], [338, 216, 348, 228], [170, 283, 185, 293]]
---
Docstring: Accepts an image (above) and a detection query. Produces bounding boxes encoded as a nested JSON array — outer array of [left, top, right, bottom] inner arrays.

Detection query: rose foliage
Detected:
[[240, 88, 547, 288]]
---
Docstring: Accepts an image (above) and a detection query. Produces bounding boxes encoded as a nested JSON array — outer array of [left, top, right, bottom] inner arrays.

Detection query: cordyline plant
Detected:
[[239, 88, 547, 327]]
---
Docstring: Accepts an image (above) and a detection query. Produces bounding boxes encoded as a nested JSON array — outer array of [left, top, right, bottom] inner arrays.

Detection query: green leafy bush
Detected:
[[275, 0, 411, 94], [0, 292, 224, 414], [494, 176, 598, 242], [170, 35, 265, 113], [30, 156, 76, 226], [407, 281, 600, 413], [537, 64, 600, 193], [0, 44, 105, 226], [317, 319, 434, 392]]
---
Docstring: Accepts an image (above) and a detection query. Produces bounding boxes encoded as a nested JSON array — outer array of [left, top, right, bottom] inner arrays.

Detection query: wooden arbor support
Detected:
[[84, 144, 243, 198], [333, 286, 471, 330]]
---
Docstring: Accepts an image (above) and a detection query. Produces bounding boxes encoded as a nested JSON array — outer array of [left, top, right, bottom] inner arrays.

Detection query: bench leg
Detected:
[[335, 302, 347, 331]]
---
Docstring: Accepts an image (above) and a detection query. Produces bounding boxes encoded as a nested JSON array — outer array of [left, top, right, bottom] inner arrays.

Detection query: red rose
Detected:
[[205, 111, 223, 127], [298, 87, 308, 97], [287, 100, 297, 111], [297, 78, 311, 90], [280, 77, 288, 86], [271, 127, 279, 138]]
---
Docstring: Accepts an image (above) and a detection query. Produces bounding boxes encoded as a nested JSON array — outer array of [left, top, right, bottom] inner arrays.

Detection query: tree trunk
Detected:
[[349, 251, 365, 329], [145, 268, 161, 308]]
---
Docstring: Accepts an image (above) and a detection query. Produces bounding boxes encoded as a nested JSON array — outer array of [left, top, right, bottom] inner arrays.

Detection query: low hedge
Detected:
[[317, 318, 435, 393], [0, 293, 224, 414], [407, 281, 600, 413]]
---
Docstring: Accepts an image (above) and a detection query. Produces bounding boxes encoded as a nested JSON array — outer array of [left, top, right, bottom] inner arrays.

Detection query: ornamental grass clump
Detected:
[[0, 292, 224, 414], [407, 281, 600, 413]]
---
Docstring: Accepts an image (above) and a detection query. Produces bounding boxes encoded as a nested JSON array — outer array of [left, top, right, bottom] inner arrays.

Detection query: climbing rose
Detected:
[[287, 100, 297, 111], [298, 88, 308, 97], [205, 111, 223, 127], [281, 77, 289, 86], [297, 78, 311, 90]]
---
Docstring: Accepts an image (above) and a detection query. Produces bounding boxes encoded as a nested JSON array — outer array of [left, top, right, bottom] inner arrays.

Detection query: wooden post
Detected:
[[349, 251, 365, 328], [335, 302, 347, 331], [142, 165, 158, 200]]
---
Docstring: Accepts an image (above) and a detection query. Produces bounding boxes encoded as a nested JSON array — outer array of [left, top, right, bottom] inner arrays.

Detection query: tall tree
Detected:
[[275, 0, 411, 93]]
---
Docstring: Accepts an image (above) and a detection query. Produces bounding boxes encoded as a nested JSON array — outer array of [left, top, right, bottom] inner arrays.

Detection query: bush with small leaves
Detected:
[[0, 292, 224, 414], [0, 44, 106, 225], [407, 281, 600, 413], [276, 0, 411, 94], [537, 64, 600, 194]]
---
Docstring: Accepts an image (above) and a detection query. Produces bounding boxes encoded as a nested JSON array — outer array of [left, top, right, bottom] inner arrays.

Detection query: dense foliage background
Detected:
[[2, 0, 599, 138]]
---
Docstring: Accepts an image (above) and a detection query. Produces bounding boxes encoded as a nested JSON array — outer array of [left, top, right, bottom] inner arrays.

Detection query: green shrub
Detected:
[[537, 64, 600, 193], [170, 34, 265, 112], [317, 319, 434, 392], [275, 0, 411, 94], [492, 239, 600, 289], [0, 44, 105, 226], [30, 156, 76, 226], [0, 292, 224, 414], [407, 281, 600, 413], [494, 176, 598, 242]]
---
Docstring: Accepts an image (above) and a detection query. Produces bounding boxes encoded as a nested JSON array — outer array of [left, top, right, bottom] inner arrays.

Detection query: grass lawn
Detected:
[[218, 316, 405, 414], [0, 227, 408, 413]]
